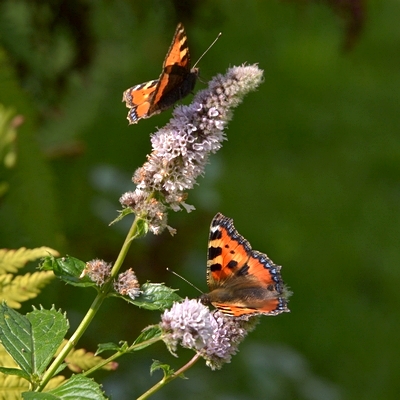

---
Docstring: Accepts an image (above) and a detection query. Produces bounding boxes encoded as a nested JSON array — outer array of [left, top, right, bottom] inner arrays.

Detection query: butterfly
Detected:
[[122, 23, 199, 124], [200, 213, 290, 318]]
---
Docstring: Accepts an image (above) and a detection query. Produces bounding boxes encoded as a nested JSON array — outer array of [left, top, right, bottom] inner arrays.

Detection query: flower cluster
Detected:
[[82, 259, 112, 286], [200, 310, 259, 370], [113, 268, 140, 299], [160, 298, 212, 355], [160, 298, 259, 369], [120, 64, 264, 234]]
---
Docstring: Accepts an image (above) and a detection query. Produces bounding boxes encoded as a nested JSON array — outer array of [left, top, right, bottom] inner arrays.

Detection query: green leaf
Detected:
[[32, 374, 107, 399], [26, 307, 69, 375], [0, 303, 33, 374], [96, 327, 162, 357], [40, 256, 95, 287], [109, 207, 133, 225], [128, 282, 182, 311], [131, 325, 162, 351], [0, 304, 69, 379], [0, 366, 30, 380], [150, 360, 175, 378], [95, 341, 128, 355]]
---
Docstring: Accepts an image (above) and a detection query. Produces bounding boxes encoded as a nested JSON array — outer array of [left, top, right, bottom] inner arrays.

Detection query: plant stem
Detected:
[[110, 214, 140, 279], [37, 215, 139, 391], [83, 335, 163, 376], [137, 353, 201, 400]]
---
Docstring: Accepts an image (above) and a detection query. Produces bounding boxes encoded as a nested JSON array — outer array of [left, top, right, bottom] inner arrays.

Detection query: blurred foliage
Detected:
[[0, 104, 19, 197], [0, 0, 399, 399]]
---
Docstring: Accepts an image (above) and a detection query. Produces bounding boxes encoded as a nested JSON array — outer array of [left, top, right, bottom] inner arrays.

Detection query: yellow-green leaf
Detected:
[[0, 374, 30, 400], [43, 375, 65, 391], [0, 247, 59, 274], [0, 271, 55, 309]]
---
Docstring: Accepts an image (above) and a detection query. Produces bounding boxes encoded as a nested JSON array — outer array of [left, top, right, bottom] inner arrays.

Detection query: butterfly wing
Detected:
[[122, 79, 159, 124], [122, 23, 198, 124], [202, 213, 290, 317], [148, 22, 198, 114]]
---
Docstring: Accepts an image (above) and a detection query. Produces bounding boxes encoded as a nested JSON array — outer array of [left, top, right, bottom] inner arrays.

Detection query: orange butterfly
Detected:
[[122, 23, 198, 124], [200, 213, 290, 318]]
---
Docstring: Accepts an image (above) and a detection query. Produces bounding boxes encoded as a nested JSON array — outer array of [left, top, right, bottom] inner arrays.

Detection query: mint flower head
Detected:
[[113, 268, 140, 299], [82, 259, 112, 286], [120, 64, 264, 234], [200, 311, 260, 370], [160, 298, 213, 355], [160, 299, 260, 369]]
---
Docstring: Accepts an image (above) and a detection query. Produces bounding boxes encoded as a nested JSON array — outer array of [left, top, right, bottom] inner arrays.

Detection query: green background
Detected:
[[1, 1, 399, 399]]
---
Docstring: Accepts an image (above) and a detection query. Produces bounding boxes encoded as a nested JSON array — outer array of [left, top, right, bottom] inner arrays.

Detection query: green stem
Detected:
[[83, 336, 163, 376], [37, 215, 139, 391], [137, 353, 201, 400], [110, 215, 140, 279]]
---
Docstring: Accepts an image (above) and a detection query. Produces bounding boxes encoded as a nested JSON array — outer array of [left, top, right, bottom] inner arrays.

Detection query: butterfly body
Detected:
[[200, 213, 290, 318], [122, 23, 198, 124]]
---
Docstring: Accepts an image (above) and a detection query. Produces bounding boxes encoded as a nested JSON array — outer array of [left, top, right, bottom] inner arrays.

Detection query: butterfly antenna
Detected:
[[166, 267, 204, 294], [192, 32, 222, 69]]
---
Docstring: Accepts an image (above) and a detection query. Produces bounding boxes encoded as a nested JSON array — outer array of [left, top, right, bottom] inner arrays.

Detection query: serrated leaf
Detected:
[[0, 304, 33, 374], [36, 374, 107, 399], [1, 271, 55, 309], [128, 282, 182, 311], [0, 304, 68, 379], [27, 308, 69, 375], [40, 256, 95, 287], [150, 360, 175, 378], [0, 248, 59, 274]]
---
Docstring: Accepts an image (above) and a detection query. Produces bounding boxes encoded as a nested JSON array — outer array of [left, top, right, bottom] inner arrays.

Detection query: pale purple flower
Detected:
[[160, 299, 260, 369], [160, 298, 213, 355], [120, 65, 264, 234], [82, 259, 112, 286], [114, 268, 140, 299], [200, 311, 260, 370]]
